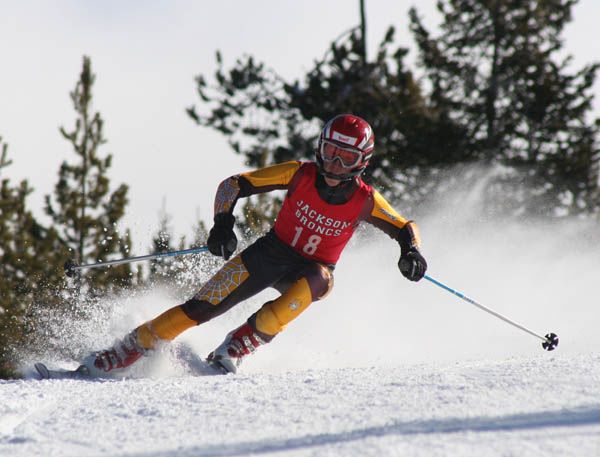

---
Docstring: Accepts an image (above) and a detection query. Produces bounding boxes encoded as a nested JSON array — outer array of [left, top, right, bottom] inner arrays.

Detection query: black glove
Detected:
[[207, 213, 237, 260], [398, 247, 427, 282]]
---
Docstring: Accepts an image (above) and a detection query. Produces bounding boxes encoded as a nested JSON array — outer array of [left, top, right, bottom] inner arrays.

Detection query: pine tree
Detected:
[[409, 0, 600, 216], [148, 201, 177, 285], [147, 202, 212, 294], [45, 56, 133, 295], [188, 20, 467, 227], [0, 139, 68, 378], [285, 26, 469, 205], [189, 216, 209, 249]]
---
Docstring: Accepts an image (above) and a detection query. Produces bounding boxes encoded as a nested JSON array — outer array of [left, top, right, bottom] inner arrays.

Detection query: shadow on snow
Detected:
[[123, 404, 600, 457]]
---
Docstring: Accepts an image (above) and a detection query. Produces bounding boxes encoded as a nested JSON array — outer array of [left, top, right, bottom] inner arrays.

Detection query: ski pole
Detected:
[[64, 246, 209, 277], [423, 274, 559, 351]]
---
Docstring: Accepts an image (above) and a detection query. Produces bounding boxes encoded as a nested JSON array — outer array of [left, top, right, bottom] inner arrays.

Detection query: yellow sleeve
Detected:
[[239, 161, 301, 188], [214, 161, 301, 215], [371, 190, 409, 230], [366, 190, 421, 249]]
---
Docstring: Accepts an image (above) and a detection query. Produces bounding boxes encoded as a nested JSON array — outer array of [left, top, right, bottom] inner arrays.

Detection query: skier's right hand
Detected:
[[207, 213, 238, 260], [398, 247, 427, 282]]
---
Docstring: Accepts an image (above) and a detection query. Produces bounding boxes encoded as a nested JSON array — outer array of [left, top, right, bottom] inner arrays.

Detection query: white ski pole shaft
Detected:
[[424, 274, 556, 348], [64, 246, 209, 277]]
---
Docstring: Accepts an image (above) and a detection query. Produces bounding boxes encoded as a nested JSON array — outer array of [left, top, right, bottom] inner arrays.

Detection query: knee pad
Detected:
[[254, 277, 314, 336]]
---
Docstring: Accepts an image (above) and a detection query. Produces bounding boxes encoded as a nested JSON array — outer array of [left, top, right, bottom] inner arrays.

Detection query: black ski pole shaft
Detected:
[[423, 274, 558, 351], [64, 246, 209, 277]]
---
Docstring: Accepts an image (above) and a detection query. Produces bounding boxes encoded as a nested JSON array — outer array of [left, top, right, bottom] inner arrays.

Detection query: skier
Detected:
[[83, 114, 428, 374]]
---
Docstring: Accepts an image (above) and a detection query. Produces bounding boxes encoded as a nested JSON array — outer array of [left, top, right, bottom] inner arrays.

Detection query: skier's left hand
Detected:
[[398, 247, 427, 282]]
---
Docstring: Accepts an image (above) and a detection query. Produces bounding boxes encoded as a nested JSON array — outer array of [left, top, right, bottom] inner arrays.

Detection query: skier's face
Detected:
[[319, 140, 366, 185], [322, 160, 348, 186], [323, 159, 347, 175]]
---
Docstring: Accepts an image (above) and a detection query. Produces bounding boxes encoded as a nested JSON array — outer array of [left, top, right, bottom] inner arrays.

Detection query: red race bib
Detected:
[[273, 163, 371, 264]]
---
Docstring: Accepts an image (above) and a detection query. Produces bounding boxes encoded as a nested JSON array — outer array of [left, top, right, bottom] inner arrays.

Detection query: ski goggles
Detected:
[[320, 140, 365, 168]]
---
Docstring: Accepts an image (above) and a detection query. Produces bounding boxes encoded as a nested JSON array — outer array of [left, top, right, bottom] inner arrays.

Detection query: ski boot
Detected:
[[207, 322, 267, 374], [81, 329, 151, 375]]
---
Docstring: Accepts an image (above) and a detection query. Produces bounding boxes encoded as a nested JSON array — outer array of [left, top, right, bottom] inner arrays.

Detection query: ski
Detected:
[[204, 358, 230, 375], [34, 363, 91, 380], [170, 344, 229, 376], [34, 345, 230, 380]]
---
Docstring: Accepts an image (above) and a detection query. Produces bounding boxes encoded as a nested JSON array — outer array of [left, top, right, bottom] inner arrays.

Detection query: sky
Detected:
[[1, 0, 599, 253]]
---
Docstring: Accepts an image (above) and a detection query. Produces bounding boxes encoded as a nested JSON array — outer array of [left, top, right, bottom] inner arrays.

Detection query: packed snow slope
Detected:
[[2, 166, 599, 456], [2, 355, 600, 457]]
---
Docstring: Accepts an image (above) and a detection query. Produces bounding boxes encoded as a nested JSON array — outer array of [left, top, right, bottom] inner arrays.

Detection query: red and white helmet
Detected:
[[316, 114, 375, 180]]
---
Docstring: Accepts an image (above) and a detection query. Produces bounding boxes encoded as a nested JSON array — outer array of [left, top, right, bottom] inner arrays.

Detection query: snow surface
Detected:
[[2, 168, 600, 456], [1, 355, 600, 456]]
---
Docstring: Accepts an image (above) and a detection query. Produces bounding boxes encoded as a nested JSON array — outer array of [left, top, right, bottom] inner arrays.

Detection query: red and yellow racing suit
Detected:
[[133, 161, 422, 349]]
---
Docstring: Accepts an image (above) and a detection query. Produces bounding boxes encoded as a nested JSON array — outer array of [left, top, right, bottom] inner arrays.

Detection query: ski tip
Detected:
[[34, 362, 50, 380], [33, 363, 92, 380]]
